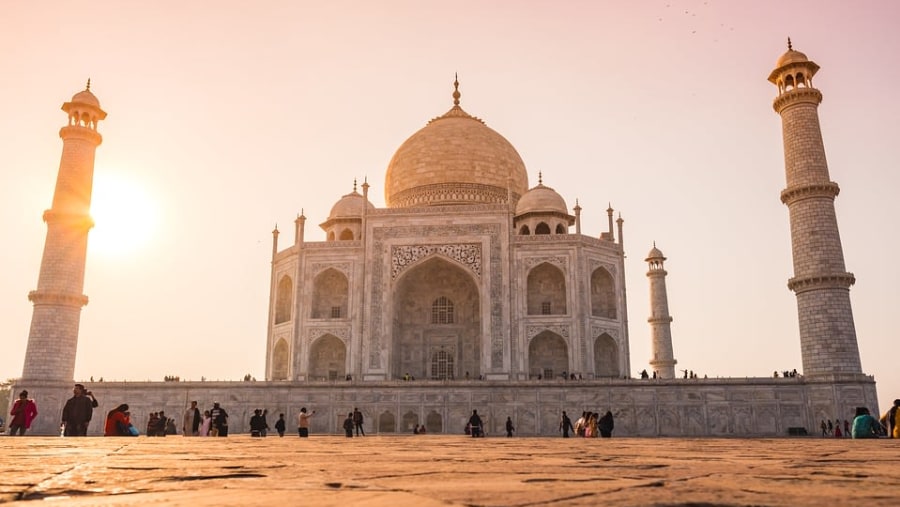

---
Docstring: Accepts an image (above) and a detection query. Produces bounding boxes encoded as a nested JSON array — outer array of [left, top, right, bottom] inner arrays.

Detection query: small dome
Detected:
[[328, 190, 374, 219], [71, 88, 101, 108], [515, 182, 568, 216], [645, 244, 665, 261], [776, 48, 809, 68]]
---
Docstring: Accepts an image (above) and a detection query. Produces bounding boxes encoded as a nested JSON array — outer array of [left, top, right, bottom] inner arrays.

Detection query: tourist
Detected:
[[843, 419, 850, 437], [414, 424, 420, 434], [61, 383, 98, 436], [505, 416, 514, 437], [879, 399, 900, 438], [353, 407, 365, 436], [260, 409, 269, 437], [468, 410, 484, 437], [210, 402, 228, 437], [104, 404, 133, 436], [199, 410, 212, 436], [250, 409, 265, 437], [146, 412, 159, 436], [834, 420, 842, 438], [574, 412, 587, 437], [343, 412, 354, 437], [559, 410, 573, 438], [8, 390, 38, 436], [851, 407, 881, 439], [820, 420, 827, 437], [598, 410, 615, 438], [418, 424, 426, 434], [158, 411, 171, 436], [274, 413, 286, 437], [297, 407, 315, 437], [585, 412, 598, 438], [183, 401, 201, 436]]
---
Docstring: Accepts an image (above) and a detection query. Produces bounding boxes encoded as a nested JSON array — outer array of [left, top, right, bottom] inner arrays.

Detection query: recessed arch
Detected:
[[526, 262, 567, 315], [535, 222, 551, 235], [378, 411, 396, 433], [528, 330, 568, 379], [311, 268, 349, 319], [274, 275, 293, 324], [308, 334, 346, 381], [590, 267, 616, 319], [402, 411, 419, 433], [555, 223, 566, 234], [593, 333, 619, 378], [339, 228, 354, 240], [271, 338, 289, 380], [425, 410, 443, 433], [519, 224, 530, 235]]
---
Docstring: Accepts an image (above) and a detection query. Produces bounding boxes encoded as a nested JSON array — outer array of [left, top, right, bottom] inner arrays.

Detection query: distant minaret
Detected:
[[21, 82, 106, 381], [646, 243, 676, 379], [769, 41, 863, 376]]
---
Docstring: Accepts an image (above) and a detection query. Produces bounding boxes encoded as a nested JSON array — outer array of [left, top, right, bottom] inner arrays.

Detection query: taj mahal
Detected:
[[11, 43, 879, 436]]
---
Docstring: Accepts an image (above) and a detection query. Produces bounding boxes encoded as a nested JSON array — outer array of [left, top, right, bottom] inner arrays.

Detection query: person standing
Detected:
[[183, 401, 201, 436], [468, 409, 483, 438], [61, 384, 98, 436], [249, 409, 264, 437], [505, 416, 515, 437], [598, 410, 615, 438], [559, 411, 574, 438], [880, 399, 900, 438], [210, 402, 228, 437], [343, 412, 355, 437], [199, 410, 212, 437], [260, 409, 270, 437], [8, 390, 38, 436], [353, 407, 365, 436], [297, 407, 315, 437], [274, 413, 286, 437]]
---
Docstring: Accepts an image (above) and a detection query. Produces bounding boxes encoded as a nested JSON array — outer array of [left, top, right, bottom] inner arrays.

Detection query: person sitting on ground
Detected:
[[851, 407, 881, 438], [104, 404, 134, 436]]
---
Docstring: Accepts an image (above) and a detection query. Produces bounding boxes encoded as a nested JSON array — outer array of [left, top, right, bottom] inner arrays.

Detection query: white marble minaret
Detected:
[[21, 82, 106, 382], [646, 243, 676, 379], [769, 40, 863, 377]]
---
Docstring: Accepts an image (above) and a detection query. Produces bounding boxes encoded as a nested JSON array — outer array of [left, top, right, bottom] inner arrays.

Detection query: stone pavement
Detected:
[[0, 435, 897, 506]]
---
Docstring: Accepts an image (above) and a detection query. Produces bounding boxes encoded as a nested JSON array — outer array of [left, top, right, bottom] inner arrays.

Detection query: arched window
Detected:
[[590, 267, 616, 319], [535, 222, 551, 235], [555, 224, 566, 234], [431, 296, 454, 324], [785, 74, 795, 90], [311, 268, 349, 319], [519, 225, 531, 235], [339, 228, 354, 240], [274, 275, 293, 324], [526, 263, 567, 315], [327, 231, 336, 241]]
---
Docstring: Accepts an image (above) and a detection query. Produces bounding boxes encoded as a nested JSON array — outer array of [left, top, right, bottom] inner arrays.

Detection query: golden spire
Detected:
[[86, 78, 91, 91], [453, 73, 460, 106], [787, 37, 792, 51]]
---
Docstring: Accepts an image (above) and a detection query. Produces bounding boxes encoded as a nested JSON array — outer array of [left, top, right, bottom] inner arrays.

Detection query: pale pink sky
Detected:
[[1, 1, 897, 412]]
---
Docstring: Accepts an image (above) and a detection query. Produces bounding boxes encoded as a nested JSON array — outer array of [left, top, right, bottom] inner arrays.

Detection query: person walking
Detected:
[[353, 407, 365, 436], [343, 412, 355, 437], [210, 402, 228, 437], [598, 410, 615, 438], [468, 410, 484, 438], [505, 416, 515, 437], [559, 411, 574, 438], [274, 413, 286, 437], [8, 390, 38, 436], [61, 383, 98, 436], [297, 407, 315, 437]]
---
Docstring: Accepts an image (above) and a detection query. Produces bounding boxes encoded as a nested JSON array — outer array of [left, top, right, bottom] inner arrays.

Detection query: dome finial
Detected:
[[453, 73, 461, 106], [86, 78, 91, 91], [538, 171, 543, 185], [353, 178, 357, 193], [787, 37, 792, 51]]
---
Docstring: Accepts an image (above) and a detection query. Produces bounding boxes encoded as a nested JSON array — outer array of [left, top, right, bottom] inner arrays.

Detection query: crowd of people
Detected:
[[6, 385, 900, 440]]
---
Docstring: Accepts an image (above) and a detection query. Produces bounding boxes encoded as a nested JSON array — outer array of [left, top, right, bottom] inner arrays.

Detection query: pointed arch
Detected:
[[402, 411, 419, 433], [308, 334, 346, 380], [593, 333, 619, 378], [590, 267, 616, 319], [327, 231, 336, 241], [271, 338, 289, 380], [425, 410, 443, 433], [528, 330, 568, 379], [555, 223, 566, 234], [274, 275, 293, 324], [526, 262, 567, 315], [311, 268, 349, 319], [339, 228, 354, 240], [535, 222, 551, 235], [378, 411, 396, 433], [519, 225, 531, 235]]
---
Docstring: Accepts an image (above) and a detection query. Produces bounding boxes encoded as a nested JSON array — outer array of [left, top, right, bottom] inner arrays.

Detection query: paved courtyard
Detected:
[[0, 435, 897, 506]]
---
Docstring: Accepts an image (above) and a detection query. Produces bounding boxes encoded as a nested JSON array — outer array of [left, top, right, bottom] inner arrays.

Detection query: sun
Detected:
[[88, 173, 160, 257]]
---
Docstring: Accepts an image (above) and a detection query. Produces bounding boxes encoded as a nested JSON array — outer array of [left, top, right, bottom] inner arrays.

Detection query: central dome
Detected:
[[384, 81, 529, 208]]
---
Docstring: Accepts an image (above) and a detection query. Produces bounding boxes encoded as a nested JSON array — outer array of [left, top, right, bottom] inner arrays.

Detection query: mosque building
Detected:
[[12, 44, 878, 436]]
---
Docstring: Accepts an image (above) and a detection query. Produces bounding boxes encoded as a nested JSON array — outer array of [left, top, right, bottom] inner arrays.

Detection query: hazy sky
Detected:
[[2, 1, 897, 412]]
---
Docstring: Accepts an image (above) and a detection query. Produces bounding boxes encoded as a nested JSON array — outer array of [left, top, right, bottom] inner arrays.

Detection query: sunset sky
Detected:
[[2, 1, 898, 412]]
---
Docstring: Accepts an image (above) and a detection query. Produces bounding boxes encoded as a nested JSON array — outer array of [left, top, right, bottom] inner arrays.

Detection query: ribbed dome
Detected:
[[329, 190, 374, 219], [646, 245, 665, 261], [71, 88, 101, 108], [515, 183, 568, 216], [384, 82, 529, 208], [776, 48, 809, 68]]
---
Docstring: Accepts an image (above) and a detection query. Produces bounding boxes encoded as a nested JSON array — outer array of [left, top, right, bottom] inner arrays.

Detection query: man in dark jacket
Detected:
[[61, 384, 99, 436]]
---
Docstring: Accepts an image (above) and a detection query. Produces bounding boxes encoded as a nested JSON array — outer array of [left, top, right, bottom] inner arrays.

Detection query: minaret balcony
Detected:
[[780, 182, 840, 205], [772, 87, 823, 112], [787, 272, 855, 293]]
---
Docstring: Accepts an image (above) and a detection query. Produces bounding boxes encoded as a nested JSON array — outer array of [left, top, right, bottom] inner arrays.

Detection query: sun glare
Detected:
[[89, 173, 160, 257]]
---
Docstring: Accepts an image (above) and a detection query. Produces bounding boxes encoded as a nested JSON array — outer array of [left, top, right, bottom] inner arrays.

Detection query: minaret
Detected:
[[21, 82, 106, 381], [646, 243, 676, 379], [769, 40, 863, 377]]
